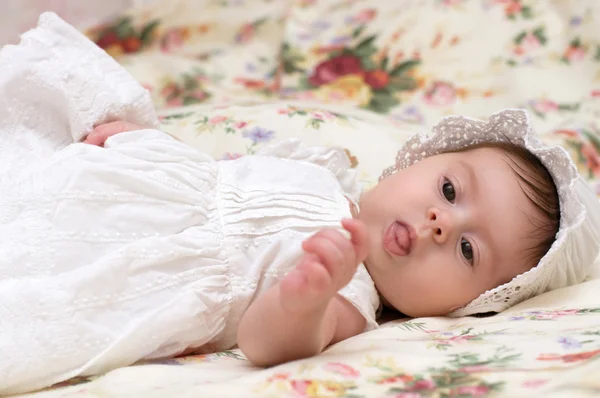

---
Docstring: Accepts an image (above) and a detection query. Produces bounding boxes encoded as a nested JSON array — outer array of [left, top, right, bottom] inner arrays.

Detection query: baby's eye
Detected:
[[442, 179, 456, 203], [461, 238, 474, 265]]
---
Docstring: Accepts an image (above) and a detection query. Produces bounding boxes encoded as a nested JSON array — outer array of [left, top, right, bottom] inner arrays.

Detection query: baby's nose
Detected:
[[426, 207, 454, 244]]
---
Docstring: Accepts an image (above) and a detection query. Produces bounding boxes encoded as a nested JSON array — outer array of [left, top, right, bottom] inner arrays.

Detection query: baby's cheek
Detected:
[[395, 271, 472, 316]]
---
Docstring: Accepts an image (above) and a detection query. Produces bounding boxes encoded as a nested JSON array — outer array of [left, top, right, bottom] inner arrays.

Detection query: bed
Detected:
[[13, 0, 600, 396]]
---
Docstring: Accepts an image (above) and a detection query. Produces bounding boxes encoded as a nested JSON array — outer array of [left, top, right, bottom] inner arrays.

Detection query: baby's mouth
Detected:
[[383, 221, 415, 257]]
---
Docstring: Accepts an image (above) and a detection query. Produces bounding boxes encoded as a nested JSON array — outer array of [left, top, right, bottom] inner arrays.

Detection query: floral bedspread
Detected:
[[12, 0, 600, 396]]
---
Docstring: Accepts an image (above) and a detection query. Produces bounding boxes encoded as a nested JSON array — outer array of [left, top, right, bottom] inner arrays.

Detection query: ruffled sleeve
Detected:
[[256, 139, 362, 202], [0, 13, 158, 183]]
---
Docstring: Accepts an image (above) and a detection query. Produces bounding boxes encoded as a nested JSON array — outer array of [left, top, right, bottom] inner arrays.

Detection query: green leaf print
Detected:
[[594, 45, 600, 61], [514, 31, 527, 45], [445, 346, 520, 369], [282, 42, 306, 74], [521, 6, 533, 18], [366, 90, 399, 113], [388, 76, 418, 91], [380, 56, 389, 71], [581, 130, 600, 154], [352, 25, 366, 39], [307, 118, 325, 129], [213, 350, 246, 360], [113, 17, 135, 39], [354, 36, 377, 55], [139, 20, 160, 43], [532, 26, 547, 45], [162, 111, 195, 120], [396, 321, 427, 332], [389, 60, 420, 77]]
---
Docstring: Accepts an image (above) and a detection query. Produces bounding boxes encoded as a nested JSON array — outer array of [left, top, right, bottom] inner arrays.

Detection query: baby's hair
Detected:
[[450, 141, 560, 272]]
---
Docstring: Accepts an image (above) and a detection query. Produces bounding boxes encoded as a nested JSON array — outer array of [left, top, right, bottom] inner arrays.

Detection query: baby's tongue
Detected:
[[394, 222, 410, 251], [384, 222, 410, 256]]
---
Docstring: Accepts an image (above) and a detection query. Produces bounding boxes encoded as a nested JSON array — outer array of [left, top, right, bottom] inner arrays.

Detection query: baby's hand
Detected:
[[280, 219, 370, 313], [83, 121, 142, 147]]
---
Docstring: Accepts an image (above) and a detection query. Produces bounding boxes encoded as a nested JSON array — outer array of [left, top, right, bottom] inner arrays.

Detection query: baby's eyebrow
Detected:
[[455, 160, 479, 196]]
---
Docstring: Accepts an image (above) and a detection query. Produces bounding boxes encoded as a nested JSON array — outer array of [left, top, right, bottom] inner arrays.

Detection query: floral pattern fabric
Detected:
[[10, 0, 600, 396], [19, 280, 600, 397]]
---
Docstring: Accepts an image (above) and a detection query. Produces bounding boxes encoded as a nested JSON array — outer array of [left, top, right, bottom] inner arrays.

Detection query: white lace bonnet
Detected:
[[380, 109, 600, 316]]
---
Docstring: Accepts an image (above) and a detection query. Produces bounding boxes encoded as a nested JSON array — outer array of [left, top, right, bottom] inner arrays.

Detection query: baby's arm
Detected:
[[238, 219, 369, 366]]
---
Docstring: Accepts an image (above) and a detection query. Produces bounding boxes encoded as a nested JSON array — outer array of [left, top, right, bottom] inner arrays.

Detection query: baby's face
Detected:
[[358, 147, 539, 317]]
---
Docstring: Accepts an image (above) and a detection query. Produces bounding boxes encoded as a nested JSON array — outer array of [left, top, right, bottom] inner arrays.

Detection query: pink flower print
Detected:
[[290, 379, 311, 396], [379, 375, 414, 384], [221, 152, 244, 160], [533, 313, 558, 320], [441, 0, 464, 5], [515, 33, 541, 55], [267, 372, 290, 382], [554, 129, 579, 138], [141, 83, 154, 93], [504, 0, 522, 17], [189, 90, 207, 101], [161, 28, 185, 53], [564, 46, 586, 62], [234, 121, 248, 129], [531, 99, 558, 114], [423, 81, 457, 106], [581, 143, 600, 177], [235, 24, 255, 44], [195, 74, 209, 84], [410, 379, 436, 391], [161, 83, 179, 99], [166, 97, 184, 107], [389, 393, 422, 398], [522, 379, 548, 389], [448, 335, 475, 344], [459, 365, 490, 374], [523, 33, 542, 51], [555, 309, 579, 316], [323, 362, 360, 378], [354, 9, 377, 23], [209, 115, 228, 124], [456, 385, 490, 396], [310, 110, 336, 121]]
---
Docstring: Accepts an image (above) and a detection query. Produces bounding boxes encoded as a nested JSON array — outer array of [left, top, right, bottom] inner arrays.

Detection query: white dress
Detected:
[[0, 13, 380, 394], [0, 132, 380, 394]]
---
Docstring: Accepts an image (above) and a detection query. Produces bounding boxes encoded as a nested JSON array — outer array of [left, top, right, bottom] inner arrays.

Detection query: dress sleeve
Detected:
[[255, 139, 362, 203], [338, 264, 381, 332]]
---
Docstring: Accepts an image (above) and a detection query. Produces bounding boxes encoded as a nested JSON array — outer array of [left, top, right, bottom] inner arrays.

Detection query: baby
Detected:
[[2, 13, 600, 395], [2, 110, 600, 395]]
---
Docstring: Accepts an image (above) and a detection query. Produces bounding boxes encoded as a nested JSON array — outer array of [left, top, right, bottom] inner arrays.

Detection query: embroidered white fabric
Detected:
[[0, 12, 159, 185], [381, 109, 600, 316]]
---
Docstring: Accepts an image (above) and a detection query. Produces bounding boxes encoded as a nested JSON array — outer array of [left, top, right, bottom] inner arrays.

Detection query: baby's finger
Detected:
[[303, 229, 352, 254], [302, 234, 348, 275], [83, 131, 105, 146], [341, 219, 370, 263], [299, 258, 332, 293]]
